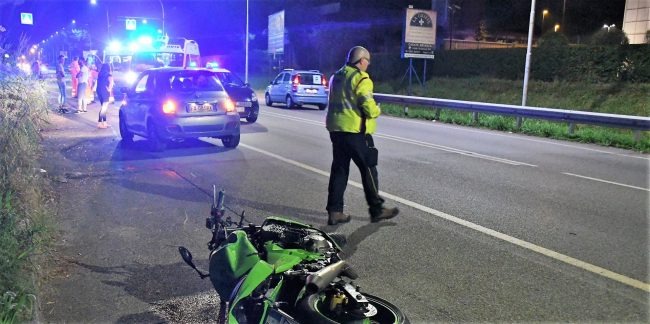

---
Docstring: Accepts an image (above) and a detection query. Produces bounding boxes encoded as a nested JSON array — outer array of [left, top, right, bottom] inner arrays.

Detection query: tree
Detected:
[[474, 20, 488, 41], [590, 26, 629, 45]]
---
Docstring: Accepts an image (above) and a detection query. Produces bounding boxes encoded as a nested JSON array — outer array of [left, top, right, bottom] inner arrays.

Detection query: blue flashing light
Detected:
[[206, 61, 219, 69], [189, 61, 197, 68]]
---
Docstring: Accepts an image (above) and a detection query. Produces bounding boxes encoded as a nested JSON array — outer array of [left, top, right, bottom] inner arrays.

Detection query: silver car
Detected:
[[119, 68, 241, 151], [265, 69, 328, 110]]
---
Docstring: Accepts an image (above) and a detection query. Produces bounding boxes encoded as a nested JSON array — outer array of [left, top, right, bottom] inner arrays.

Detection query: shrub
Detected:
[[0, 69, 50, 323]]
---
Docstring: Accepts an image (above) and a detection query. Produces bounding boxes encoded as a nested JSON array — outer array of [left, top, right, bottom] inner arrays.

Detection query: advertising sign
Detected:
[[268, 10, 284, 54], [20, 13, 33, 25], [401, 8, 437, 59]]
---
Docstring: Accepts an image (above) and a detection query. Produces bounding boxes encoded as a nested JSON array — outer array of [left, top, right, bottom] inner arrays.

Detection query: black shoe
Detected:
[[328, 212, 351, 225], [370, 207, 399, 223]]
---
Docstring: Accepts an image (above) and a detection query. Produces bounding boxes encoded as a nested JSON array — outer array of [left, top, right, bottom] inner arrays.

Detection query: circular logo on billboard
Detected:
[[410, 12, 433, 28]]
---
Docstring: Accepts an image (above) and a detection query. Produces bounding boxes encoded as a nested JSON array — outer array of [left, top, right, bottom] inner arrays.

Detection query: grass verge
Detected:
[[0, 69, 52, 323], [375, 77, 649, 152]]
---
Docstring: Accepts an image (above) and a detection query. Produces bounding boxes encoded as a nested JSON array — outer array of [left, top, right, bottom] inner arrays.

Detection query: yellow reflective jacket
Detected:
[[326, 65, 380, 134]]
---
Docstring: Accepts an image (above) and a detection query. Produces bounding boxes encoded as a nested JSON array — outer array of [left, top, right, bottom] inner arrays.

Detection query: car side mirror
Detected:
[[270, 80, 274, 85], [244, 82, 250, 87]]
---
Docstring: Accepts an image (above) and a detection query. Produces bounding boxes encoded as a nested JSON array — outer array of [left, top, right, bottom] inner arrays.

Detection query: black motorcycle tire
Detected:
[[297, 293, 409, 324], [217, 300, 228, 324]]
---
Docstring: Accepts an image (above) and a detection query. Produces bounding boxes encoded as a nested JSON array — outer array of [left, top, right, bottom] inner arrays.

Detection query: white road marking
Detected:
[[563, 172, 650, 192], [263, 111, 537, 167], [239, 142, 650, 292]]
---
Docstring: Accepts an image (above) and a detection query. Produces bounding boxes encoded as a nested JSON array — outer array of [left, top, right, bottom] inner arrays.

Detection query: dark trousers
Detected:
[[327, 132, 384, 216]]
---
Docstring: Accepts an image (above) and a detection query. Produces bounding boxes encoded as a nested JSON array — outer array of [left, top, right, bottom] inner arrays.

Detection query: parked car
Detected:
[[265, 69, 328, 110], [210, 67, 259, 123], [118, 67, 241, 151]]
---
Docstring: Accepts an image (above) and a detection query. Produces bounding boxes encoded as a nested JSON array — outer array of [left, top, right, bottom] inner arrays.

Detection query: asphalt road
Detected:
[[39, 94, 649, 323]]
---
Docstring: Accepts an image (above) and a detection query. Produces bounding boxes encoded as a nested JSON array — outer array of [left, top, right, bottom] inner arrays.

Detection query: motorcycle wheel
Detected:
[[298, 293, 409, 324], [217, 300, 228, 324]]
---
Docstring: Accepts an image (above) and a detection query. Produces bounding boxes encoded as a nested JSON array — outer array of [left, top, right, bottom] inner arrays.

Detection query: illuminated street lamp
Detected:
[[554, 24, 560, 32], [603, 24, 615, 31], [542, 9, 549, 31], [72, 19, 76, 24]]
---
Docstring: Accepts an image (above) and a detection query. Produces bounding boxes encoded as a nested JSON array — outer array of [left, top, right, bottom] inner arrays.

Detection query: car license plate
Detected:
[[237, 106, 246, 113], [187, 103, 213, 113], [305, 88, 317, 94], [236, 101, 252, 108]]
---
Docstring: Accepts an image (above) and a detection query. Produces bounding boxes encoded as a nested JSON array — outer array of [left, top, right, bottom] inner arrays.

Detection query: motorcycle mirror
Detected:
[[178, 246, 210, 279], [178, 246, 195, 266]]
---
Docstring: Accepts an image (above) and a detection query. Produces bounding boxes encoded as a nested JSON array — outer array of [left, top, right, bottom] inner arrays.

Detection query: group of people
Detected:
[[55, 55, 114, 128]]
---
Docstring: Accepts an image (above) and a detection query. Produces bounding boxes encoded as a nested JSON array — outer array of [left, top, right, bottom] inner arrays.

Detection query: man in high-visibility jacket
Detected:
[[70, 57, 80, 98], [325, 46, 399, 225]]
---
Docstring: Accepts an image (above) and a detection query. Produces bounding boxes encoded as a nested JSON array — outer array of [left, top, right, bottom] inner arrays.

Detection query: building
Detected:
[[623, 0, 650, 44]]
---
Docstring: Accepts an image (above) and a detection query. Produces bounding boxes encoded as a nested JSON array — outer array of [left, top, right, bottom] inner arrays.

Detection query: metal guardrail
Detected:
[[374, 93, 650, 131]]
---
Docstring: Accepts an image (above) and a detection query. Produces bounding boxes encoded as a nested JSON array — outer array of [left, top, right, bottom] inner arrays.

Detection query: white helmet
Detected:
[[347, 46, 370, 65]]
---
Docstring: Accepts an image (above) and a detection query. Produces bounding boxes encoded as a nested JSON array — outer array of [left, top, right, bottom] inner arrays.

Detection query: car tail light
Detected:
[[292, 75, 300, 92], [224, 99, 235, 113], [162, 100, 177, 114], [321, 74, 327, 88]]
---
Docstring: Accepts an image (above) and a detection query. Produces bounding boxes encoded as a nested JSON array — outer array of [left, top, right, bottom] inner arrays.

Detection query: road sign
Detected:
[[125, 19, 136, 31], [401, 8, 437, 59], [20, 13, 33, 25]]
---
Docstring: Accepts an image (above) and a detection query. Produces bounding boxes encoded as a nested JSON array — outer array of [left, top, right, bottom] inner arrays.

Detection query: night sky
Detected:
[[0, 0, 629, 55]]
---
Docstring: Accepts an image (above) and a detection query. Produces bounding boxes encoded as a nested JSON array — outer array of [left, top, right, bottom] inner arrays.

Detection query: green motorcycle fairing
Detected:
[[209, 230, 261, 298]]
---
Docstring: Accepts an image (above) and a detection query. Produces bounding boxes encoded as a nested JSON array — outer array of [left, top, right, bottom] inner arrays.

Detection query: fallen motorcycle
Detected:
[[179, 186, 409, 324]]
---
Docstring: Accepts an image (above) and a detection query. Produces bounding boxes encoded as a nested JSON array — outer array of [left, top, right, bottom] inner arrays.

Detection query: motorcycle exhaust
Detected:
[[305, 260, 349, 293]]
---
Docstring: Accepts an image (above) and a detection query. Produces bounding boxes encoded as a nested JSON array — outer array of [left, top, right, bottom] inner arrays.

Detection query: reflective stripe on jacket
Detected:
[[326, 64, 380, 134]]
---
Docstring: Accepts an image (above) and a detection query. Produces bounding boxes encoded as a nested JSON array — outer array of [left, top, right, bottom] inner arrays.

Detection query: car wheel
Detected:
[[286, 96, 294, 109], [317, 104, 327, 110], [147, 121, 166, 152], [246, 113, 258, 123], [265, 93, 273, 107], [119, 113, 134, 143], [221, 134, 240, 148]]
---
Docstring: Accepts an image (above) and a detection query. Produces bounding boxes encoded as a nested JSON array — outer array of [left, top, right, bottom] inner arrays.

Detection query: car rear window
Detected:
[[215, 71, 245, 87], [163, 70, 224, 92], [296, 73, 323, 86]]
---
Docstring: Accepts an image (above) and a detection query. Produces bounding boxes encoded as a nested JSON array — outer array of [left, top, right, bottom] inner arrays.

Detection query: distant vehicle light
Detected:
[[128, 42, 139, 52], [125, 71, 138, 84], [109, 41, 122, 52], [162, 100, 177, 114], [138, 36, 153, 46]]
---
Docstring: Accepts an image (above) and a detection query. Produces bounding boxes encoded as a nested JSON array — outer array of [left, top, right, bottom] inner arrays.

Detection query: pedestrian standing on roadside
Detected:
[[96, 63, 114, 128], [31, 61, 41, 79], [55, 55, 68, 113], [76, 58, 89, 113], [70, 57, 80, 98], [325, 46, 399, 225], [89, 62, 99, 104]]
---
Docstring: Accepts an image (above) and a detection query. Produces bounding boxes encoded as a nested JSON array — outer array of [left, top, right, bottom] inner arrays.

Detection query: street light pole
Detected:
[[522, 0, 536, 108], [562, 0, 566, 34], [245, 0, 249, 83], [158, 0, 165, 36]]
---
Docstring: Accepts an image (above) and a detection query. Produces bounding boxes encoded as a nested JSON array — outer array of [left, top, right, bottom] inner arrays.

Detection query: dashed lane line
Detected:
[[239, 142, 650, 292]]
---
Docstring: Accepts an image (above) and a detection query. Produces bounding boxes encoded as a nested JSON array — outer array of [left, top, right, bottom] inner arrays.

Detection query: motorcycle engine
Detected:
[[303, 233, 333, 253]]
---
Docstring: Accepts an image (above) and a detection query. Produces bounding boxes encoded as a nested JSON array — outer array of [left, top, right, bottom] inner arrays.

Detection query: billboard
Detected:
[[268, 10, 284, 54], [401, 8, 437, 59]]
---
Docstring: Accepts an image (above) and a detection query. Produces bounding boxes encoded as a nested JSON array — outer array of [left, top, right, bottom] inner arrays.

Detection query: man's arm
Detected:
[[355, 76, 380, 119]]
